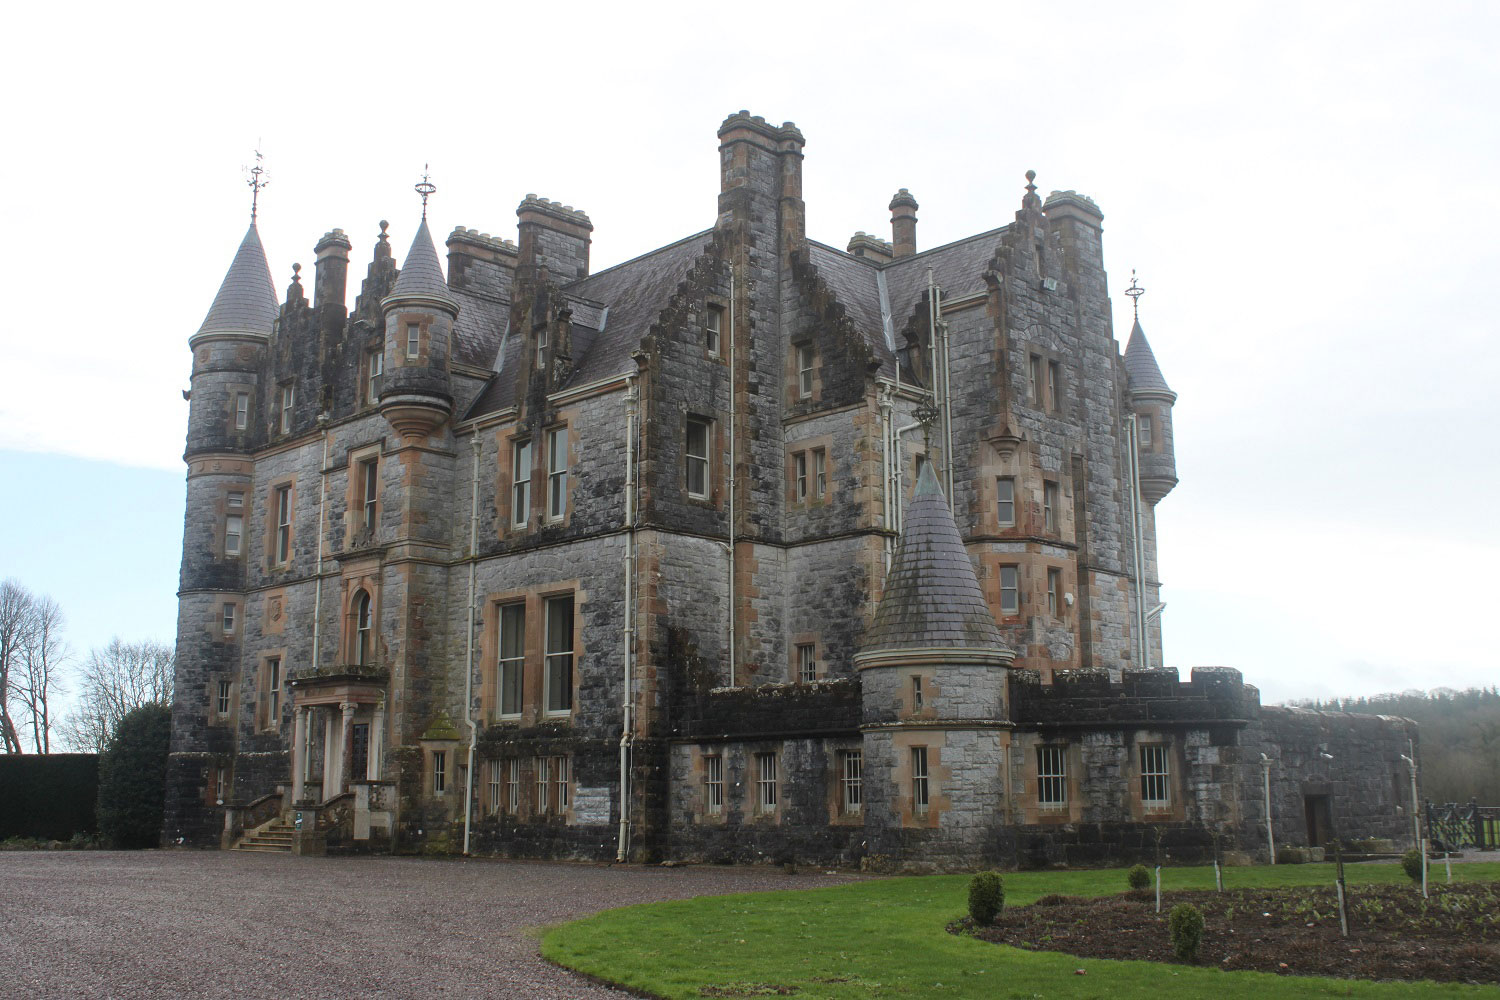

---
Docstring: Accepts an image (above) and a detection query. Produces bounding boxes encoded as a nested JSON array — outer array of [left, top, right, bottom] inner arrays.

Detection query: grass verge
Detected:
[[542, 861, 1500, 999]]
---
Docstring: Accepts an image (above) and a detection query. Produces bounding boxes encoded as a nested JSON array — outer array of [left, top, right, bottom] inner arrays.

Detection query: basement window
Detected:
[[755, 751, 778, 813], [1140, 745, 1170, 808], [911, 746, 930, 814], [1037, 745, 1067, 807], [840, 750, 863, 815], [797, 643, 817, 683], [703, 754, 723, 815]]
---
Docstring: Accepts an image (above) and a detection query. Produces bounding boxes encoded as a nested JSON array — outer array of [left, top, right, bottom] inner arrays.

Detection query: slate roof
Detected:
[[451, 285, 508, 369], [389, 218, 457, 306], [197, 223, 278, 337], [861, 463, 1007, 653], [1123, 318, 1173, 394], [882, 227, 1006, 333], [806, 242, 892, 366]]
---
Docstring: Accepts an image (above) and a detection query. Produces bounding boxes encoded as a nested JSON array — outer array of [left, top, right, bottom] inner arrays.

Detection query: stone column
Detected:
[[321, 708, 337, 798], [370, 700, 385, 781], [292, 706, 308, 803], [338, 701, 357, 791]]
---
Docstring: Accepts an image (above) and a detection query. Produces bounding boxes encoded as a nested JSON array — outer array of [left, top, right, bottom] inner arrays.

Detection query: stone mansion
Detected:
[[164, 112, 1415, 867]]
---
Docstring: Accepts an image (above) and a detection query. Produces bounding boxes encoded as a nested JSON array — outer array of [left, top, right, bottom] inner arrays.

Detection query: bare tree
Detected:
[[0, 579, 35, 754], [19, 595, 67, 753], [57, 639, 175, 753]]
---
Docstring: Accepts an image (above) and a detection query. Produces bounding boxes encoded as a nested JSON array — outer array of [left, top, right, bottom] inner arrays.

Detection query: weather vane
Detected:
[[245, 146, 269, 223], [1125, 269, 1145, 319], [415, 164, 436, 219]]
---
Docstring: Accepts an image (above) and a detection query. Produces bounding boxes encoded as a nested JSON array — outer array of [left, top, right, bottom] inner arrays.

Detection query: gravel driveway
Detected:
[[0, 851, 859, 999]]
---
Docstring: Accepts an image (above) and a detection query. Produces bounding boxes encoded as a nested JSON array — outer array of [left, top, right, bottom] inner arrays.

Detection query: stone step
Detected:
[[234, 844, 292, 853]]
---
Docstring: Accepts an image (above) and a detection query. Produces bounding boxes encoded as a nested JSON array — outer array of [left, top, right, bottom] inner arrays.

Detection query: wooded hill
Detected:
[[1288, 687, 1500, 804]]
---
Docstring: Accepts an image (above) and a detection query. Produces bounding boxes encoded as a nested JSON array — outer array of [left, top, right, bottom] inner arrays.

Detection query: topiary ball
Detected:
[[1127, 863, 1152, 891], [968, 870, 1005, 925], [1401, 848, 1424, 882]]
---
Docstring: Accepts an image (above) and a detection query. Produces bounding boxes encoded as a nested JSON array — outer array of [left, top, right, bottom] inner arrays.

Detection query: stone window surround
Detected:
[[892, 731, 947, 828], [901, 667, 938, 720], [477, 580, 584, 725], [265, 477, 296, 570], [791, 633, 820, 683], [752, 747, 781, 822], [364, 348, 383, 406], [1128, 734, 1185, 822], [831, 745, 863, 823], [226, 382, 253, 432], [703, 300, 726, 358], [1024, 347, 1068, 414], [788, 334, 821, 405], [394, 312, 430, 366], [786, 433, 834, 508], [1017, 737, 1082, 824], [692, 747, 727, 824], [208, 674, 235, 725], [543, 423, 573, 524], [342, 442, 383, 548], [276, 380, 296, 436], [256, 649, 287, 732], [339, 569, 381, 668], [220, 600, 239, 639], [683, 414, 718, 505], [1135, 408, 1161, 453], [218, 485, 246, 561]]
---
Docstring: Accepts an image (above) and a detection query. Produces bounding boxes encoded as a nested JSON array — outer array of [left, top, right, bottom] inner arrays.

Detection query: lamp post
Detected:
[[1260, 753, 1275, 864]]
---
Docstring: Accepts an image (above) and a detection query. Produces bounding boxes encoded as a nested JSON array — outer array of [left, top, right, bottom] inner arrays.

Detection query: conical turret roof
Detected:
[[861, 463, 1007, 653], [388, 218, 456, 305], [1124, 319, 1173, 395], [196, 223, 277, 337]]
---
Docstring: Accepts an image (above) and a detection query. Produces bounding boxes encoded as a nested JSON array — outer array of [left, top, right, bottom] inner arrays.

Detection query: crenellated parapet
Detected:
[[1009, 666, 1259, 727]]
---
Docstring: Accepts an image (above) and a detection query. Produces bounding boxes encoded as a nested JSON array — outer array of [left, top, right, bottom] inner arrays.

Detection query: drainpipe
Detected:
[[462, 433, 481, 856], [617, 376, 638, 862], [879, 385, 894, 572], [927, 268, 941, 483], [1401, 750, 1421, 852], [311, 414, 330, 673], [1126, 414, 1150, 670], [1260, 753, 1276, 864], [726, 263, 737, 684], [937, 289, 954, 503]]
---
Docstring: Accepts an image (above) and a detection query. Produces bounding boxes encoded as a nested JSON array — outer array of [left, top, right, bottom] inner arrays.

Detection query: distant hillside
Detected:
[[1287, 687, 1500, 804]]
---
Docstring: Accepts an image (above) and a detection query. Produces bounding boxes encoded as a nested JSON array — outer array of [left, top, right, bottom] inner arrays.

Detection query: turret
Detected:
[[1124, 318, 1177, 504], [379, 216, 458, 442], [855, 464, 1015, 864]]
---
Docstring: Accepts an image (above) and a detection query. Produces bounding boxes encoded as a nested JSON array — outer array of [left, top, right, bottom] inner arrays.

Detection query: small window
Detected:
[[360, 458, 379, 534], [265, 657, 281, 730], [999, 564, 1020, 615], [225, 514, 243, 557], [546, 428, 567, 521], [511, 439, 532, 527], [703, 754, 723, 815], [536, 327, 548, 370], [214, 767, 226, 802], [755, 751, 778, 813], [794, 451, 808, 500], [488, 759, 502, 815], [1141, 744, 1170, 808], [227, 491, 243, 508], [911, 746, 930, 813], [554, 755, 570, 811], [996, 477, 1015, 527], [1047, 568, 1063, 618], [911, 674, 924, 712], [1037, 745, 1067, 806], [1028, 354, 1043, 406], [406, 323, 420, 360], [797, 344, 815, 398], [535, 755, 551, 813], [355, 591, 373, 666], [497, 603, 524, 717], [368, 351, 383, 404], [505, 758, 520, 814], [222, 602, 236, 635], [796, 643, 817, 683], [275, 485, 292, 564], [1047, 360, 1062, 412], [234, 393, 249, 431], [1043, 480, 1059, 533], [433, 750, 447, 793], [705, 305, 723, 356], [216, 679, 231, 716], [685, 418, 710, 499], [1139, 414, 1154, 449], [813, 449, 827, 499], [279, 385, 294, 435], [544, 594, 574, 714], [840, 750, 863, 815]]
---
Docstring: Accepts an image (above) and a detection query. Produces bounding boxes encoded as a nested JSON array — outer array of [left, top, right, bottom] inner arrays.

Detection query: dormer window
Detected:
[[405, 323, 420, 360]]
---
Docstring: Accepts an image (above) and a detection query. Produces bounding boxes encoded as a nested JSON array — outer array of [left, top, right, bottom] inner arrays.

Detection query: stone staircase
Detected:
[[234, 818, 295, 854]]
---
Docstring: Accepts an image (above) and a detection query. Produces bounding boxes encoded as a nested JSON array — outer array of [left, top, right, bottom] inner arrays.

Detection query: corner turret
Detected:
[[379, 216, 458, 442], [1124, 317, 1177, 503]]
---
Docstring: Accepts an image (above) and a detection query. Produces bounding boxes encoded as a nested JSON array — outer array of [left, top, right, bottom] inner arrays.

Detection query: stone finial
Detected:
[[1022, 170, 1043, 213], [375, 220, 392, 259], [286, 263, 304, 302]]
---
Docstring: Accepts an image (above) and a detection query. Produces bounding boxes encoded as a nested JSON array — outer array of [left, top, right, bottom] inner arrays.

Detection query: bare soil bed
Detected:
[[963, 883, 1500, 985]]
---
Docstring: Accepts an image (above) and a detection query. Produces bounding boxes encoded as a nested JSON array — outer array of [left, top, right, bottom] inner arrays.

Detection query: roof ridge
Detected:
[[566, 228, 715, 287]]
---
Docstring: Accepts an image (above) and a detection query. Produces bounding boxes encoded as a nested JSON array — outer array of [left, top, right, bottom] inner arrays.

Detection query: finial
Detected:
[[245, 145, 269, 223], [415, 164, 436, 220], [1025, 169, 1037, 196], [378, 220, 390, 243], [291, 263, 302, 284], [1125, 269, 1145, 320]]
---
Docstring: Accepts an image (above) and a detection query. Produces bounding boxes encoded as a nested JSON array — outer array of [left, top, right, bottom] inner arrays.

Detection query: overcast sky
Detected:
[[2, 0, 1496, 705]]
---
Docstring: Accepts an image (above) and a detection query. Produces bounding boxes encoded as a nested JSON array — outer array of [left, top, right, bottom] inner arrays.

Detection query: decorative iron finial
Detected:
[[1125, 269, 1145, 320], [245, 145, 269, 223], [415, 164, 436, 220]]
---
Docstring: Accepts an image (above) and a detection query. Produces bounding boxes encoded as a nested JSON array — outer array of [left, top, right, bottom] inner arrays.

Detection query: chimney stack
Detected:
[[313, 229, 352, 313], [889, 189, 918, 258], [847, 231, 893, 263], [516, 196, 593, 281]]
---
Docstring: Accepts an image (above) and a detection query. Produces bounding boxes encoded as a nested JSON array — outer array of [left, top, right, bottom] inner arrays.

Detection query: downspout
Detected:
[[879, 385, 894, 572], [309, 414, 330, 790], [617, 376, 638, 862], [1126, 414, 1150, 670], [462, 433, 481, 856], [726, 263, 737, 683], [927, 267, 940, 485], [937, 286, 954, 503]]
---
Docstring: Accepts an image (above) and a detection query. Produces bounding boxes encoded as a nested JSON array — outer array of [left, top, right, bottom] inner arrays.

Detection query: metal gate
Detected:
[[1426, 798, 1500, 851]]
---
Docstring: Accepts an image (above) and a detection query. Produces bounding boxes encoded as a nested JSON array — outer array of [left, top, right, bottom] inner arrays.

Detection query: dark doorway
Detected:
[[350, 723, 370, 782], [1304, 794, 1333, 847]]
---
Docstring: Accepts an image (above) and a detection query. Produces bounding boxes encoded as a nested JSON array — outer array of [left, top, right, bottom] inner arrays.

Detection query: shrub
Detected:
[[1127, 864, 1151, 890], [1168, 902, 1205, 962], [968, 871, 1005, 925], [1401, 849, 1425, 882], [96, 703, 171, 849]]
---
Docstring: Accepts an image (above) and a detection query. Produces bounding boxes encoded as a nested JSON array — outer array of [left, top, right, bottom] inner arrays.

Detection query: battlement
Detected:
[[717, 110, 804, 147], [1010, 666, 1259, 726], [1043, 189, 1104, 225], [847, 231, 893, 261], [516, 195, 592, 230]]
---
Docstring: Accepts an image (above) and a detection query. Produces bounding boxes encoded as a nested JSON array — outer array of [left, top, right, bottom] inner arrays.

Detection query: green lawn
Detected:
[[542, 862, 1500, 999]]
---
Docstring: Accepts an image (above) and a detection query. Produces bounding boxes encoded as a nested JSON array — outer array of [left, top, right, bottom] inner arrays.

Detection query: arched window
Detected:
[[355, 591, 373, 666]]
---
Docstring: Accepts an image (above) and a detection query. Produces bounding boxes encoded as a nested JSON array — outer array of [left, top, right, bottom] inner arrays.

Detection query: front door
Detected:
[[1304, 794, 1332, 847], [350, 723, 370, 782]]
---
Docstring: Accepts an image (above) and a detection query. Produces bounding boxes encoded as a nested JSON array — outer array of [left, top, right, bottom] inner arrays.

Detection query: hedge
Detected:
[[0, 753, 100, 840]]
